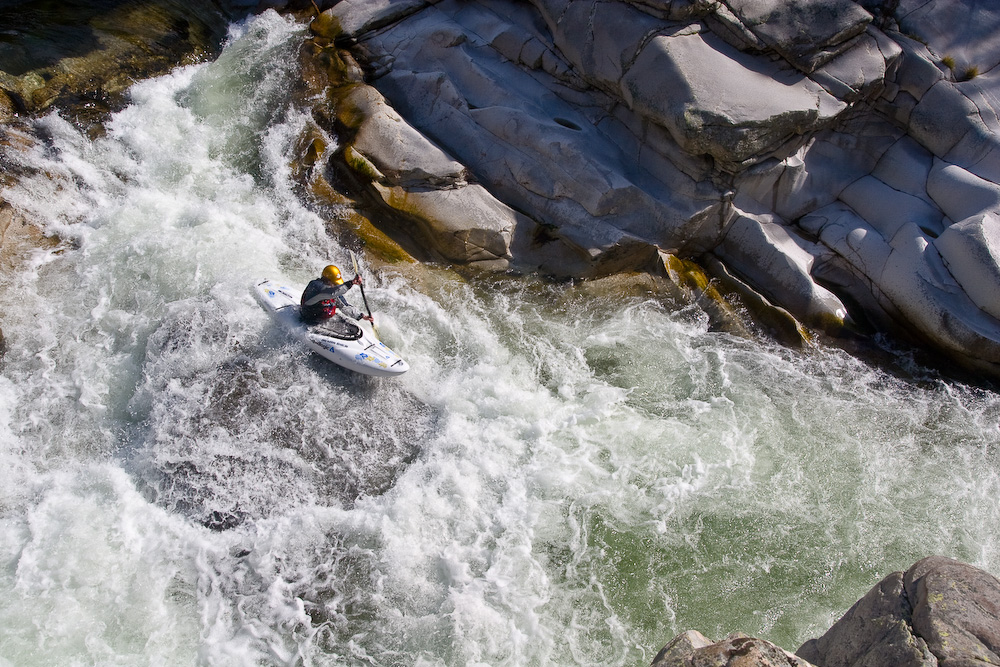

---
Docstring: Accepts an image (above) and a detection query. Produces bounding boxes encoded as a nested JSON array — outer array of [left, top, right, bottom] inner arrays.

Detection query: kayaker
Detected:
[[300, 264, 375, 326]]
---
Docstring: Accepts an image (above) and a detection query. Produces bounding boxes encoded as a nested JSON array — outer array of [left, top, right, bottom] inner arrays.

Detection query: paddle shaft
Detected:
[[350, 251, 381, 339]]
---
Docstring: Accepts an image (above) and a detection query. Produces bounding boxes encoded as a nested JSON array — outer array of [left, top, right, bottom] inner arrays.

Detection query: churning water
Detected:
[[2, 11, 1000, 666]]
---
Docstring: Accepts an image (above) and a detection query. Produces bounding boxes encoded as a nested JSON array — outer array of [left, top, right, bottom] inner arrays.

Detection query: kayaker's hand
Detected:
[[363, 315, 374, 323], [353, 275, 363, 286]]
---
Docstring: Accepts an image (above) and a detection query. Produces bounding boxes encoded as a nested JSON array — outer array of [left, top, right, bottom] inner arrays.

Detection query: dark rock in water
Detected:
[[0, 0, 262, 131], [796, 556, 1000, 667], [203, 509, 248, 531]]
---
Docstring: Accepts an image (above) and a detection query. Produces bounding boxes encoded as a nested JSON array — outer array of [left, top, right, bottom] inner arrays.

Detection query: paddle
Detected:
[[350, 250, 381, 340]]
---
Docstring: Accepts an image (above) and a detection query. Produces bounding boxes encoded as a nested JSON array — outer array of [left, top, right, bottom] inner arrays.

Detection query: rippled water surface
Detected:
[[2, 11, 999, 666]]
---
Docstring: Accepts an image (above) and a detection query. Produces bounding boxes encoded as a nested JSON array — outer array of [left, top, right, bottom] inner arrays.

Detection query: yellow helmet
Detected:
[[322, 265, 344, 285]]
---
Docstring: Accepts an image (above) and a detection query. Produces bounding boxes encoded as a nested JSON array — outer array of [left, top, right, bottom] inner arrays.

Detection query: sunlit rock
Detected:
[[346, 1, 728, 272], [797, 556, 1000, 667], [713, 213, 849, 331], [343, 86, 467, 188], [622, 27, 846, 170], [652, 631, 816, 667], [337, 84, 517, 265], [372, 183, 517, 265], [719, 0, 872, 73], [936, 213, 1000, 322], [325, 0, 433, 39], [317, 0, 1000, 378]]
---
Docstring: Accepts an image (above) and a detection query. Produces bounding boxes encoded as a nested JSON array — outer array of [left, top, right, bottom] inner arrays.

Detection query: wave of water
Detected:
[[2, 10, 1000, 666]]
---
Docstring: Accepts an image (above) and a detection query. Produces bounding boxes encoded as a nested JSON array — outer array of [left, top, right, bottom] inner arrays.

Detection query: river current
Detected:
[[1, 11, 999, 666]]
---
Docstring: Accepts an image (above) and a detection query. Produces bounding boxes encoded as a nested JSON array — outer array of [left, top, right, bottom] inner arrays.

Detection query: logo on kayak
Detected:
[[356, 352, 388, 368]]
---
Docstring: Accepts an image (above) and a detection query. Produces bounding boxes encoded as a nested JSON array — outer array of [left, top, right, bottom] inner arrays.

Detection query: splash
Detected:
[[1, 10, 1000, 666]]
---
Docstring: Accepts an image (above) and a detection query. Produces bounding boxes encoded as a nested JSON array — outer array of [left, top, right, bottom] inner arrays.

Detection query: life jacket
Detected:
[[301, 278, 343, 324]]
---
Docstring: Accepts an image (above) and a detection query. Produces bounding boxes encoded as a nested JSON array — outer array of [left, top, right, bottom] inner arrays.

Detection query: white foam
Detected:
[[2, 9, 1000, 667]]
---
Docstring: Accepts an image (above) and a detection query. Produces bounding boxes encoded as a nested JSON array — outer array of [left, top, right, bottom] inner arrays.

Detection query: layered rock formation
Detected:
[[313, 0, 1000, 379]]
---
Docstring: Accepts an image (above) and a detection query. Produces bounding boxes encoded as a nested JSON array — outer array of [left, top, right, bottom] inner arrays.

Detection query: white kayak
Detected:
[[253, 278, 409, 377]]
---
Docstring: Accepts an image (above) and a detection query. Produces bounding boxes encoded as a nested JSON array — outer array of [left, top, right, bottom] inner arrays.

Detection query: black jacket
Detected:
[[300, 278, 363, 324]]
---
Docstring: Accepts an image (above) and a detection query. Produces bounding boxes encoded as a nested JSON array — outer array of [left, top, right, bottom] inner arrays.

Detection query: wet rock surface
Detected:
[[0, 0, 275, 132]]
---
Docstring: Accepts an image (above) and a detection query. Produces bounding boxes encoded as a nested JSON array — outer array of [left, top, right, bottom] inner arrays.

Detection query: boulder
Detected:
[[795, 570, 935, 667], [621, 27, 846, 170], [341, 85, 467, 187], [719, 0, 873, 73], [652, 631, 816, 667], [336, 83, 517, 265], [372, 182, 517, 265], [324, 0, 433, 39], [904, 556, 1000, 666], [935, 213, 1000, 322], [713, 213, 849, 330], [797, 556, 1000, 667]]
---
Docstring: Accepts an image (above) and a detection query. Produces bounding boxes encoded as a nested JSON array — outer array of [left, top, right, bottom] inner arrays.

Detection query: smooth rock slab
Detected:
[[373, 182, 517, 263], [936, 213, 1000, 322], [621, 27, 846, 170], [810, 26, 900, 102], [721, 0, 873, 73], [713, 213, 849, 330], [927, 160, 1000, 223], [838, 174, 944, 239], [343, 85, 467, 187], [326, 0, 433, 39]]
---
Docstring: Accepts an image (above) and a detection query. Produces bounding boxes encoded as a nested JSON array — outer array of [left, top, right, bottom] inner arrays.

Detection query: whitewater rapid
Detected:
[[1, 11, 999, 666]]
